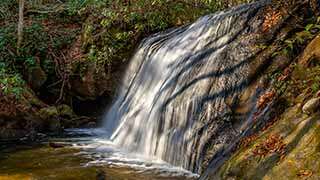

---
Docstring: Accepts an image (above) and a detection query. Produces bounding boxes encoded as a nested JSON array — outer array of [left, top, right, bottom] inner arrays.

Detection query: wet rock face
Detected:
[[214, 77, 320, 179], [211, 23, 320, 180], [103, 0, 317, 174]]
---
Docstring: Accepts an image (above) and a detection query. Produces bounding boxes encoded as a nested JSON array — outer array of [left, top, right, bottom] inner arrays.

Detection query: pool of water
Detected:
[[0, 129, 198, 180]]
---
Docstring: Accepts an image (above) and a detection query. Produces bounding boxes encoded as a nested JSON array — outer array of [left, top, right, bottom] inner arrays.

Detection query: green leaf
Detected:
[[282, 48, 289, 55], [314, 25, 320, 30], [302, 30, 312, 36], [272, 51, 280, 57], [305, 24, 314, 31], [311, 83, 319, 93], [285, 40, 293, 44], [284, 40, 294, 50], [296, 36, 304, 44]]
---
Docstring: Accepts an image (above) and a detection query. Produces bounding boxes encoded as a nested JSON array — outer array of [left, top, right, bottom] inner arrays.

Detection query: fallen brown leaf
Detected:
[[257, 90, 276, 109], [252, 134, 286, 159], [297, 170, 313, 178]]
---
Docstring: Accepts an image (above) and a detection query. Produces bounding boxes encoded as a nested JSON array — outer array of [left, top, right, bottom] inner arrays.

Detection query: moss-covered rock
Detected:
[[299, 35, 320, 66], [38, 104, 80, 131], [215, 32, 320, 180], [38, 106, 61, 132], [0, 84, 46, 139], [57, 104, 76, 119], [39, 106, 59, 119], [216, 104, 320, 179]]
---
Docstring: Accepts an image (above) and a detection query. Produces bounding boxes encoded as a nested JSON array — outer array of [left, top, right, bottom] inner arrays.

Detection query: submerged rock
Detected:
[[49, 142, 69, 148]]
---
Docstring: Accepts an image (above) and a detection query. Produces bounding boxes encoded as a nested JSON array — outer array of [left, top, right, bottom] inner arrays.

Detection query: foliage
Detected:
[[272, 16, 320, 57], [0, 0, 84, 101], [0, 0, 17, 22], [66, 0, 102, 15], [79, 0, 254, 73], [277, 62, 320, 108], [0, 0, 255, 101], [0, 65, 25, 99]]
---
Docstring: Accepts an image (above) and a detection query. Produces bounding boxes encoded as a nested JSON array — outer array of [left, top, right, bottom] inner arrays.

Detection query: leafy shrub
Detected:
[[0, 67, 25, 99]]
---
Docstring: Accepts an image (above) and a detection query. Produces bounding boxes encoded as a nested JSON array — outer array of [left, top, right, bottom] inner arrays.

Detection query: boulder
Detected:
[[299, 35, 320, 66], [38, 106, 61, 132], [0, 86, 47, 139], [302, 98, 320, 114], [39, 104, 79, 129], [57, 104, 76, 119]]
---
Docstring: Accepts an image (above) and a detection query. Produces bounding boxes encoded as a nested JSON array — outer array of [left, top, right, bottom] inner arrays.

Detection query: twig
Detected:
[[46, 79, 62, 88], [56, 74, 65, 104]]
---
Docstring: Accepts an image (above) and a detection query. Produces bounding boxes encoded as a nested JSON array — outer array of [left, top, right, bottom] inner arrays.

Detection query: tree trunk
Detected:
[[17, 0, 25, 53]]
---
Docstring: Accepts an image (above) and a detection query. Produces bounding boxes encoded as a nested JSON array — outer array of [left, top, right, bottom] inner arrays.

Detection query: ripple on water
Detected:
[[67, 128, 200, 179], [0, 128, 198, 180]]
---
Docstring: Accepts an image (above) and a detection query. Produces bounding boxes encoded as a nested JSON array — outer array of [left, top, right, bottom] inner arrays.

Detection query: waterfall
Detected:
[[103, 0, 271, 173]]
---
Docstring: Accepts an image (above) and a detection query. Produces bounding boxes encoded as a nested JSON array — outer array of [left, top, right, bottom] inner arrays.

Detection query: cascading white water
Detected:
[[103, 0, 271, 173]]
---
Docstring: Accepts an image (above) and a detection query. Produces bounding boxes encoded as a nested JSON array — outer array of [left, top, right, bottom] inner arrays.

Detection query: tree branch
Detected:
[[17, 0, 25, 53]]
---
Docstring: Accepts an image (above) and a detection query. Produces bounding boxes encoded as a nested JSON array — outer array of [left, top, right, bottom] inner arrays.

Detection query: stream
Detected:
[[0, 129, 198, 180]]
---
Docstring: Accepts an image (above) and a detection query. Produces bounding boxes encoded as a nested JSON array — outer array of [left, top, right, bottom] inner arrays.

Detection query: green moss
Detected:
[[39, 107, 59, 119], [57, 104, 76, 119]]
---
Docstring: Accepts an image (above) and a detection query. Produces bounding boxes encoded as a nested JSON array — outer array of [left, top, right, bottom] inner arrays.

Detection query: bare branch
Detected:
[[17, 0, 25, 53]]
